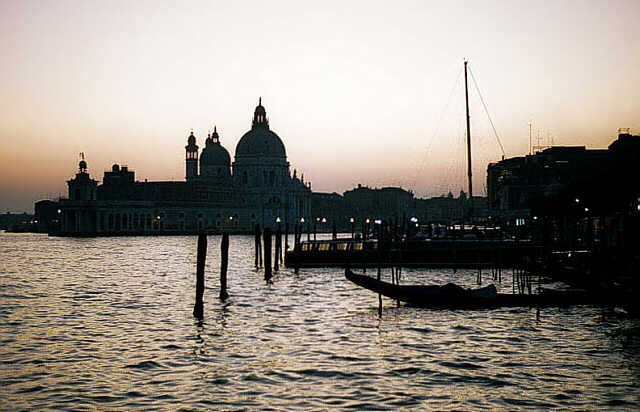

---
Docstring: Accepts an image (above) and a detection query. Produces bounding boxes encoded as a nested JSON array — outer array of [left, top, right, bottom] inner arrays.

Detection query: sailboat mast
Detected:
[[464, 60, 473, 220]]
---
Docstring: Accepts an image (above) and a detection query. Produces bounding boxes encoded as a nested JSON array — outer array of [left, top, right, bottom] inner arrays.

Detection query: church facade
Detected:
[[56, 100, 312, 236]]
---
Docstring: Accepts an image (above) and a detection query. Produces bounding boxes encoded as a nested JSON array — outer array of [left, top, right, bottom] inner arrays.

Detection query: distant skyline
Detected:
[[2, 0, 639, 212]]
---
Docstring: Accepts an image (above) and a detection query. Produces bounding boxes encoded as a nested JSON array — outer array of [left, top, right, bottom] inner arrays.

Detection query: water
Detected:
[[1, 233, 638, 410]]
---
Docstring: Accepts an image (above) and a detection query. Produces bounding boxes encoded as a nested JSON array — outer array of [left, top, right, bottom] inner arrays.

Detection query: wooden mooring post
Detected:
[[264, 228, 272, 281], [284, 222, 289, 252], [220, 233, 229, 301], [274, 224, 282, 272], [193, 234, 207, 319], [254, 224, 262, 268], [377, 265, 382, 317]]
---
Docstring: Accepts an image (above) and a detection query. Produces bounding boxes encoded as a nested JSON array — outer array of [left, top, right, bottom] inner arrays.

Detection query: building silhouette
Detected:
[[53, 99, 312, 235], [487, 131, 640, 221]]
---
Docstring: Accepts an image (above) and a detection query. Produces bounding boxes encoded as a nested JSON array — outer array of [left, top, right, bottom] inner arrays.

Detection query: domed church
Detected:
[[56, 99, 312, 235]]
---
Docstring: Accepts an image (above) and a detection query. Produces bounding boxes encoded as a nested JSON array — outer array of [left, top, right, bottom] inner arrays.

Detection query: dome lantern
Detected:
[[252, 97, 269, 129], [211, 126, 220, 144]]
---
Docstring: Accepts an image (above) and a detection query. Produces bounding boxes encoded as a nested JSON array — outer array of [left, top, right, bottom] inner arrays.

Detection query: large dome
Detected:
[[235, 128, 286, 159], [234, 99, 287, 160]]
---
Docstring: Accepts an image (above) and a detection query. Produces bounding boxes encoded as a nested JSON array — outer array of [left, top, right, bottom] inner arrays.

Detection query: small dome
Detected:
[[79, 160, 87, 171], [112, 164, 120, 172], [200, 144, 231, 167], [200, 128, 231, 168]]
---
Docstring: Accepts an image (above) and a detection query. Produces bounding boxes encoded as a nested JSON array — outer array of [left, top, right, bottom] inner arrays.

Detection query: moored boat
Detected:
[[344, 268, 625, 308], [284, 237, 542, 269]]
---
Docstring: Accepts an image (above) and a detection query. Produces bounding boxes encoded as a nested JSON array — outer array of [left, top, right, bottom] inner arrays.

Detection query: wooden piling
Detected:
[[293, 223, 300, 274], [264, 228, 272, 281], [278, 225, 283, 263], [193, 234, 207, 318], [254, 224, 262, 268], [274, 225, 282, 272], [219, 233, 229, 301], [284, 222, 289, 252], [377, 266, 382, 317]]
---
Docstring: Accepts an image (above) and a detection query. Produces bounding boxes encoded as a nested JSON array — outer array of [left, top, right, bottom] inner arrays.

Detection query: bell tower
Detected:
[[67, 153, 98, 201], [185, 130, 199, 181]]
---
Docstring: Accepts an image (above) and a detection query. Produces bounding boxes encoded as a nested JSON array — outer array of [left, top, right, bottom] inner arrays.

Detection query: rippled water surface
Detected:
[[1, 233, 638, 410]]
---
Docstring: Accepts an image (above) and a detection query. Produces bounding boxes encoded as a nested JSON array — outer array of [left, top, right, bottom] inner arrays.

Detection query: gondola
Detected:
[[344, 268, 622, 308]]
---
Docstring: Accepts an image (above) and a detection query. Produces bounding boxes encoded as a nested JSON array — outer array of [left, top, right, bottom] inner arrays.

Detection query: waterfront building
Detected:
[[409, 192, 488, 225], [52, 100, 312, 235], [308, 185, 489, 231], [487, 131, 640, 222]]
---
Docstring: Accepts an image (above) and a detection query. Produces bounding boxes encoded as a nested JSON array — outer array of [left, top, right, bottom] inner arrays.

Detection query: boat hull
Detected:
[[285, 238, 542, 269], [344, 268, 621, 308]]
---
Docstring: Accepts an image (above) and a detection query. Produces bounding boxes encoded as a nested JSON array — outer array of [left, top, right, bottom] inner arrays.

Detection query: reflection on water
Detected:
[[0, 233, 638, 410]]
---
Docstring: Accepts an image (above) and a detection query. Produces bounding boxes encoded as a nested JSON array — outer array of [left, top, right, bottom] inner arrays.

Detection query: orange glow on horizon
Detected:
[[1, 0, 639, 212]]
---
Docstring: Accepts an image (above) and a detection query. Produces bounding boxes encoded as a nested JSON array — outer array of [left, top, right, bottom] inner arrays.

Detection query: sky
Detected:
[[1, 0, 639, 212]]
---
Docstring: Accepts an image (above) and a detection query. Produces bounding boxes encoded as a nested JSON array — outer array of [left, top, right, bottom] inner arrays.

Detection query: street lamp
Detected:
[[349, 217, 355, 239], [365, 218, 370, 240]]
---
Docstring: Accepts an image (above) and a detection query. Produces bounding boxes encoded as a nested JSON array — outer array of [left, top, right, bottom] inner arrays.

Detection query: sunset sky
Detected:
[[1, 0, 639, 212]]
